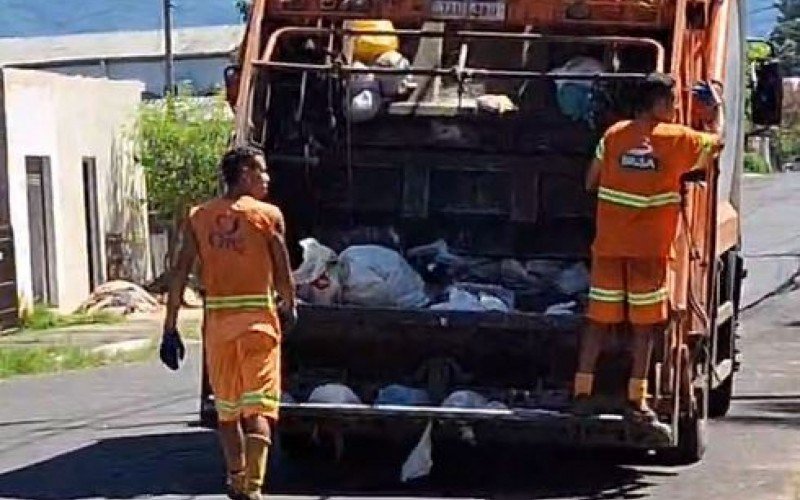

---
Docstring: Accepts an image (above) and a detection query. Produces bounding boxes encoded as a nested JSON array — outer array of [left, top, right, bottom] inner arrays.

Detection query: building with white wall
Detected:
[[0, 68, 150, 315], [0, 25, 243, 97]]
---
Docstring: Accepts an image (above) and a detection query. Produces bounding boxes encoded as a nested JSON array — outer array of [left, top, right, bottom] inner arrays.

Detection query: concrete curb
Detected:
[[91, 338, 153, 356]]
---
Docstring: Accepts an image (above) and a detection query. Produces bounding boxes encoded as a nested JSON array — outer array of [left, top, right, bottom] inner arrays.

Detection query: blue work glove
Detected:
[[159, 329, 186, 371]]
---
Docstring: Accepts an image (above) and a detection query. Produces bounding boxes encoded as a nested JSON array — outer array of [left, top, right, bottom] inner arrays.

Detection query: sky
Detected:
[[0, 0, 778, 39]]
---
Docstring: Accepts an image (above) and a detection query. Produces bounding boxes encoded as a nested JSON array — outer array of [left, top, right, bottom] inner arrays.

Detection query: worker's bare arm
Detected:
[[585, 157, 602, 192], [163, 223, 198, 332], [267, 231, 295, 309]]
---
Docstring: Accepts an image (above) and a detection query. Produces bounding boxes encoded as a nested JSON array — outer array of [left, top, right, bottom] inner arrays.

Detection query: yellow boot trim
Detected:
[[573, 372, 594, 397], [628, 378, 648, 404], [244, 433, 270, 495]]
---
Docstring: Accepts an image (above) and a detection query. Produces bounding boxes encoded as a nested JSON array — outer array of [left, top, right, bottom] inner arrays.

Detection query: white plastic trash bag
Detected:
[[292, 238, 342, 305], [375, 384, 431, 406], [545, 301, 578, 315], [307, 384, 362, 404], [339, 245, 428, 308], [374, 50, 413, 97], [430, 287, 484, 311], [401, 421, 433, 482], [478, 292, 509, 312], [441, 390, 489, 409], [476, 94, 518, 114], [347, 83, 383, 123]]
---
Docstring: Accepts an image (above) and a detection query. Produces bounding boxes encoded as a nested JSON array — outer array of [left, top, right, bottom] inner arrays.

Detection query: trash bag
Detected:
[[407, 239, 466, 285], [441, 390, 490, 408], [307, 384, 362, 404], [555, 262, 590, 296], [479, 293, 509, 312], [401, 421, 433, 482], [347, 85, 383, 123], [374, 50, 413, 97], [477, 94, 518, 114], [551, 56, 604, 123], [339, 245, 428, 308], [375, 384, 432, 406], [429, 284, 512, 312], [545, 300, 578, 315], [429, 287, 484, 311], [292, 238, 342, 305], [455, 283, 514, 310]]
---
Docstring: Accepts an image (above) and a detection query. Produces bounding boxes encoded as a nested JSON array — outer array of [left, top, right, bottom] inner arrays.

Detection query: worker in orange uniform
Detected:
[[573, 73, 723, 421], [160, 146, 296, 500]]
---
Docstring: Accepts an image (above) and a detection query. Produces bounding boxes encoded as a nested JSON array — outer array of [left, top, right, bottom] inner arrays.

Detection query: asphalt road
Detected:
[[0, 174, 798, 500]]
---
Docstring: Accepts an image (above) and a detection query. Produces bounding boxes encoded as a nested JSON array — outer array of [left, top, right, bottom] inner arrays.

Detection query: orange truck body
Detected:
[[210, 0, 751, 463]]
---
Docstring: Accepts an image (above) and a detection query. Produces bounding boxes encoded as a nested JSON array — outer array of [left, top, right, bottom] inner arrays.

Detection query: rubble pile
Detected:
[[75, 280, 160, 315]]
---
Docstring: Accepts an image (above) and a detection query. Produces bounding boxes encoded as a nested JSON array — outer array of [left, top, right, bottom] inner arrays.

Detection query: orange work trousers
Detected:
[[205, 327, 281, 423], [587, 256, 668, 326]]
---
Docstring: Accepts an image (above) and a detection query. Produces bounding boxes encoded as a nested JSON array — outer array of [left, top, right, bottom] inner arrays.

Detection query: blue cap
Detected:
[[692, 82, 716, 105]]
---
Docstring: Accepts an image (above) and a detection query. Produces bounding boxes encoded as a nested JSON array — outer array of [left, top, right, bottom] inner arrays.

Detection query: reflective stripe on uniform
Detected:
[[589, 287, 626, 302], [627, 288, 668, 306], [205, 294, 276, 311], [240, 390, 280, 410], [595, 138, 605, 161], [698, 133, 716, 152], [598, 187, 681, 209], [214, 391, 280, 413]]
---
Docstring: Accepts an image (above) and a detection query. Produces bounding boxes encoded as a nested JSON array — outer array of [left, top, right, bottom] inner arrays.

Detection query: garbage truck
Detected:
[[200, 0, 784, 464]]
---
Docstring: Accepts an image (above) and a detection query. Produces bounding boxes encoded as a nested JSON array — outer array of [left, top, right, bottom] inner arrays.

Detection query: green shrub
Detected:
[[744, 153, 771, 173]]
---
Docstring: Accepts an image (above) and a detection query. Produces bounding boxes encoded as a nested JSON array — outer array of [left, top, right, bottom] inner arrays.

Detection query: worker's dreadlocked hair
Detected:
[[220, 145, 263, 187], [635, 72, 676, 116]]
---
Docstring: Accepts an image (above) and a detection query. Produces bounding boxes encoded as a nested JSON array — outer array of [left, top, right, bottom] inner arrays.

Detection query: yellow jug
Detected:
[[351, 19, 399, 64]]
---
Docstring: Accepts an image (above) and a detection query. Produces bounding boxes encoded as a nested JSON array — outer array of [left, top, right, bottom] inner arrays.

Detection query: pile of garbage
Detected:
[[293, 236, 589, 314], [346, 20, 416, 123], [75, 280, 161, 315]]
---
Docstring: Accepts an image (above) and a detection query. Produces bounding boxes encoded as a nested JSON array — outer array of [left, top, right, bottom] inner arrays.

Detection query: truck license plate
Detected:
[[430, 0, 506, 21]]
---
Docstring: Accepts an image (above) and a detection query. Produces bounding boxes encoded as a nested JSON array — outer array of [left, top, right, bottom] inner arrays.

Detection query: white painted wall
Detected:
[[42, 57, 231, 95], [2, 68, 149, 312]]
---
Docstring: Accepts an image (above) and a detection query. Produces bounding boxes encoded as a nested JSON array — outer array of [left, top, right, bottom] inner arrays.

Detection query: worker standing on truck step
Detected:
[[160, 146, 297, 500], [574, 73, 723, 421]]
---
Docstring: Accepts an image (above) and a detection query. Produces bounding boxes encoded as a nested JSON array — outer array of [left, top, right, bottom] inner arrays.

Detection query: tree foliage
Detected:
[[771, 0, 800, 75], [134, 92, 233, 225], [235, 0, 252, 21]]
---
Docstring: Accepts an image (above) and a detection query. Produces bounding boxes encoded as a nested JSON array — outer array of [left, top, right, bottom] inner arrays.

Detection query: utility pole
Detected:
[[163, 0, 176, 95]]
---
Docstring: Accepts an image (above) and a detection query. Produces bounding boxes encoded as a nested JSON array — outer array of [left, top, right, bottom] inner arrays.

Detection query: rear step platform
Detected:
[[279, 403, 674, 448]]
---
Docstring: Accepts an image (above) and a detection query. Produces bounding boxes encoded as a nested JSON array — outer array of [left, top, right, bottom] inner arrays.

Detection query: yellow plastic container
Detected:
[[351, 19, 399, 64]]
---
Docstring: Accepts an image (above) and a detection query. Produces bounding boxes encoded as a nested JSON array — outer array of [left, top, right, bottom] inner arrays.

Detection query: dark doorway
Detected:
[[25, 157, 57, 305], [0, 77, 19, 331], [82, 157, 102, 291]]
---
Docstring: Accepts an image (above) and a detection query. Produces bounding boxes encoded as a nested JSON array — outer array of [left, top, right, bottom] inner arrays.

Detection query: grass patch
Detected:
[[744, 152, 771, 174], [21, 305, 124, 331], [0, 342, 156, 379]]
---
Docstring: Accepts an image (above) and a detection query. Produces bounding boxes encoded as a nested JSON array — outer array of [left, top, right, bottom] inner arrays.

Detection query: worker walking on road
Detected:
[[573, 73, 722, 420], [160, 146, 296, 500]]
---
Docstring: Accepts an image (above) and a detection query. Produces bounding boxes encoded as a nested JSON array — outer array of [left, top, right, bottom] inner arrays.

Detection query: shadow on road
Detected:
[[0, 431, 674, 500]]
